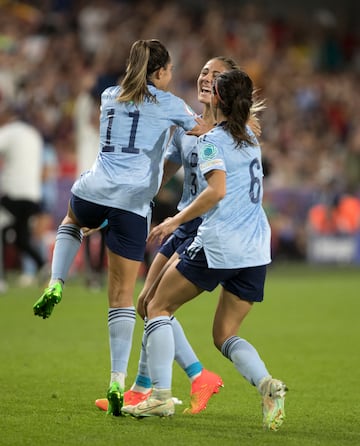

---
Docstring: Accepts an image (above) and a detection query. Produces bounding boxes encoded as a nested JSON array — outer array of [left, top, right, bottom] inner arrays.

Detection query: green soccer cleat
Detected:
[[106, 382, 124, 416], [260, 377, 288, 431], [33, 282, 63, 319]]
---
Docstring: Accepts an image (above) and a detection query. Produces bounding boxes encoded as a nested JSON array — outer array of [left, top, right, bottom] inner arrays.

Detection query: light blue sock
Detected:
[[51, 224, 83, 283], [133, 316, 202, 386], [221, 336, 270, 387], [134, 324, 152, 389], [146, 316, 174, 389], [171, 316, 203, 378], [108, 307, 136, 373]]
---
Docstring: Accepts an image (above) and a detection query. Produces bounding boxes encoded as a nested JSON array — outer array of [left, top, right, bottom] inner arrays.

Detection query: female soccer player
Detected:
[[32, 39, 209, 416], [122, 69, 287, 431]]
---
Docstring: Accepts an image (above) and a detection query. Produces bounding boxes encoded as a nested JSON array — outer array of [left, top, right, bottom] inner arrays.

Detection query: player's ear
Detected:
[[155, 67, 164, 80], [212, 94, 219, 107]]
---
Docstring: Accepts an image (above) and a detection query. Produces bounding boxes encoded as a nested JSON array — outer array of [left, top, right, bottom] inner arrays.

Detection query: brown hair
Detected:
[[213, 69, 260, 147], [117, 39, 170, 105]]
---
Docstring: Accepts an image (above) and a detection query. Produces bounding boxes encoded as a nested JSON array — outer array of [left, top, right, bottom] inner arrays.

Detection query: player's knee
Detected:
[[213, 330, 229, 351]]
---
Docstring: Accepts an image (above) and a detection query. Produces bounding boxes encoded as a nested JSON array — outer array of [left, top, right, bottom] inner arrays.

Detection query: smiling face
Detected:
[[197, 58, 232, 106]]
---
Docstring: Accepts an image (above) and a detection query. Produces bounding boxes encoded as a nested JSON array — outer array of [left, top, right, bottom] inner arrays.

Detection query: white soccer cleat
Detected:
[[172, 397, 183, 405], [121, 397, 175, 418], [259, 377, 288, 431]]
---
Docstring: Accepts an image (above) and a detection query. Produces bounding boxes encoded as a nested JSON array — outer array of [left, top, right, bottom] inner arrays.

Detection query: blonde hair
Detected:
[[117, 39, 170, 105], [247, 92, 266, 137]]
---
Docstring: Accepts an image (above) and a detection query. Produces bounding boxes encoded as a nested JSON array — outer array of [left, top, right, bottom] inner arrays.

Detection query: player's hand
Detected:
[[81, 219, 108, 237], [81, 226, 102, 237], [187, 116, 212, 136], [147, 217, 178, 245]]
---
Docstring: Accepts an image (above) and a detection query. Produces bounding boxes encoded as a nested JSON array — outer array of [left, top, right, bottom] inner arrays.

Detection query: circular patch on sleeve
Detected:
[[200, 143, 218, 160]]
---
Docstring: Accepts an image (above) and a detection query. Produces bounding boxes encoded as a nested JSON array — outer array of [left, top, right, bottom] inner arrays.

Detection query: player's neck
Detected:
[[202, 107, 216, 127]]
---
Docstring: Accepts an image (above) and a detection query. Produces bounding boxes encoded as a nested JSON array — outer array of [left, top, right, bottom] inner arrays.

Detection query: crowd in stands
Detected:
[[1, 0, 360, 272]]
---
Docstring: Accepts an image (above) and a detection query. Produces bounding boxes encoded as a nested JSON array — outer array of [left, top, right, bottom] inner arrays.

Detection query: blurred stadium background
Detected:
[[1, 0, 360, 285]]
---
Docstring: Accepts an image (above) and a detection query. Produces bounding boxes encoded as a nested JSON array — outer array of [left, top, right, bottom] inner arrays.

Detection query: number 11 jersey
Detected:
[[72, 84, 197, 218]]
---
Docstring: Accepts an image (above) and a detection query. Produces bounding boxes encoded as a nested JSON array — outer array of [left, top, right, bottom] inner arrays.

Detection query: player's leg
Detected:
[[105, 208, 148, 416], [122, 260, 201, 417], [96, 228, 168, 412], [171, 314, 223, 415], [135, 249, 221, 413], [105, 249, 140, 415], [131, 248, 196, 394], [33, 202, 83, 319], [136, 251, 170, 318], [215, 267, 287, 431]]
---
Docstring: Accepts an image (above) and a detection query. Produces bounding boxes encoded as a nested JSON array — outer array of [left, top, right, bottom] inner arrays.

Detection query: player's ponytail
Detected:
[[214, 70, 257, 147], [117, 39, 170, 105]]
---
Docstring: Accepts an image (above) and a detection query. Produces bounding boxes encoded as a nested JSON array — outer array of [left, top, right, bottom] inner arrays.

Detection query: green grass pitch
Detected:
[[0, 263, 359, 446]]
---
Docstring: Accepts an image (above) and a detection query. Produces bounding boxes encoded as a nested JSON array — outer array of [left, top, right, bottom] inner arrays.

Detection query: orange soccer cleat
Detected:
[[95, 398, 108, 412], [95, 389, 152, 411], [183, 369, 224, 414]]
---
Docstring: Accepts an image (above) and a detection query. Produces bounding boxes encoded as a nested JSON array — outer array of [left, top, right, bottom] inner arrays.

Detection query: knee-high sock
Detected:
[[171, 316, 203, 378], [108, 307, 136, 374], [145, 316, 174, 389], [221, 336, 270, 387], [51, 224, 83, 283], [133, 322, 152, 389], [133, 315, 202, 388]]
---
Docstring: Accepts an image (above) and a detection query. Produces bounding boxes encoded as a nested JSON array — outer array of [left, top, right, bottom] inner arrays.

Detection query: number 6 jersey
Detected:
[[187, 124, 272, 269]]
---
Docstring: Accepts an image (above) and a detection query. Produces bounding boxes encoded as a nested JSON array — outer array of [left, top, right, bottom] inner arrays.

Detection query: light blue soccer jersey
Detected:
[[165, 126, 199, 211], [71, 85, 197, 217], [188, 124, 271, 268]]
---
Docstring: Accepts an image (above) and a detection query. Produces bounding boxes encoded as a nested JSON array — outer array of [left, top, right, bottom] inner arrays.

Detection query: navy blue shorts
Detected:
[[158, 234, 194, 259], [177, 248, 267, 302], [70, 194, 148, 261], [158, 218, 202, 259]]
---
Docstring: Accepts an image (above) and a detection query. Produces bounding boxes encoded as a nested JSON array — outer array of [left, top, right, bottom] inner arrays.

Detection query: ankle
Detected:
[[258, 376, 272, 395], [110, 372, 125, 389], [130, 384, 151, 394], [49, 278, 64, 287], [152, 388, 172, 401]]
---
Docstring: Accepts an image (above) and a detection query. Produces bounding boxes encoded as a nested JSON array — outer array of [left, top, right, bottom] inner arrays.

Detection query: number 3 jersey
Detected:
[[165, 126, 199, 212], [187, 124, 272, 269], [71, 84, 197, 218]]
